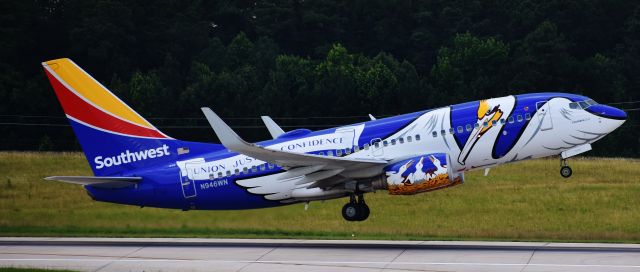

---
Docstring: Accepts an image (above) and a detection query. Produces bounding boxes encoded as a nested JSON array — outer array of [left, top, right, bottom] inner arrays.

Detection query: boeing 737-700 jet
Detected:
[[42, 58, 627, 221]]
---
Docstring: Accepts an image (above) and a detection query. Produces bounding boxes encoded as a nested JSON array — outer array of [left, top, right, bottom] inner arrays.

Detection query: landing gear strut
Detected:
[[342, 194, 370, 221], [560, 159, 572, 178]]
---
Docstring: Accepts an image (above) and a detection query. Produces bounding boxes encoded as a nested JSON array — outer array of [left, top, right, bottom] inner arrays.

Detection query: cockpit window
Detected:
[[570, 99, 598, 110], [569, 102, 579, 109], [579, 101, 590, 109]]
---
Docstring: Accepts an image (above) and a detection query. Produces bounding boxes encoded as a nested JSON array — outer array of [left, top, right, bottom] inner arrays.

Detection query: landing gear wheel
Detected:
[[342, 202, 360, 221], [357, 203, 370, 221], [342, 194, 370, 221], [560, 159, 572, 178], [560, 166, 572, 178], [356, 194, 369, 221]]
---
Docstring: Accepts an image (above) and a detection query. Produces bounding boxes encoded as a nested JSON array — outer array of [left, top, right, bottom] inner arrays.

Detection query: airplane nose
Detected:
[[586, 104, 627, 121]]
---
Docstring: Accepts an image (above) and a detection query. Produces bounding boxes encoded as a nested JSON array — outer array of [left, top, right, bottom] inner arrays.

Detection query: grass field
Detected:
[[1, 152, 639, 242]]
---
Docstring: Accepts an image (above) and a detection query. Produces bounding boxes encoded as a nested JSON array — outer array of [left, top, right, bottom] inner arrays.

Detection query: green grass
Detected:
[[1, 152, 639, 242]]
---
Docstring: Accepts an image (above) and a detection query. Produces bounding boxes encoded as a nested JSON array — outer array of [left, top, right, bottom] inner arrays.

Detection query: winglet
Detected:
[[261, 116, 285, 139], [201, 107, 254, 152], [368, 114, 376, 121]]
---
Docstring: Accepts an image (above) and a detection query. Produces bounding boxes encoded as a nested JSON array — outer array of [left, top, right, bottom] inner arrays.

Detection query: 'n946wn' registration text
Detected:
[[200, 179, 229, 190]]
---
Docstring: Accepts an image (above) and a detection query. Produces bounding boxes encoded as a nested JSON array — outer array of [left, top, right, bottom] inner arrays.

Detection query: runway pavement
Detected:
[[1, 237, 640, 272]]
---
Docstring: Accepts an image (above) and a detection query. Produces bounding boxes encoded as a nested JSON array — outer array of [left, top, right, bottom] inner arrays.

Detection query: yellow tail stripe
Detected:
[[44, 58, 153, 129]]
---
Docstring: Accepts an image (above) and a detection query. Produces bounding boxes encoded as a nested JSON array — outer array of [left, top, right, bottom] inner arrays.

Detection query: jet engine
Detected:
[[372, 153, 464, 195]]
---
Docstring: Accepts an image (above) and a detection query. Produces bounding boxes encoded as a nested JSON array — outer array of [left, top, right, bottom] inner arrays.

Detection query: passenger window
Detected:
[[500, 119, 506, 125], [483, 121, 489, 127], [517, 115, 523, 122], [251, 166, 257, 172], [318, 151, 324, 156], [508, 116, 514, 123], [415, 134, 421, 141], [374, 142, 380, 148], [432, 131, 438, 137], [327, 150, 334, 156], [364, 143, 370, 150], [383, 141, 388, 147], [336, 149, 343, 156], [345, 148, 351, 154], [474, 123, 480, 129], [525, 113, 531, 120], [466, 124, 472, 132], [354, 145, 360, 152], [457, 126, 464, 133], [217, 172, 222, 177], [492, 120, 497, 126], [226, 170, 231, 176], [268, 163, 274, 169], [407, 136, 412, 142], [260, 164, 266, 171], [449, 128, 455, 134], [399, 137, 404, 144], [391, 139, 396, 145], [242, 167, 248, 174], [440, 129, 445, 135]]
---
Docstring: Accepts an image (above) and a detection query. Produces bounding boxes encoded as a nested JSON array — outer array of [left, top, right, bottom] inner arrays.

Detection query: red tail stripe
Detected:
[[45, 69, 168, 139]]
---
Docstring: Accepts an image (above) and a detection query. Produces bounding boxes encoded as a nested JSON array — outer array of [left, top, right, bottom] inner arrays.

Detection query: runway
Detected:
[[1, 238, 640, 272]]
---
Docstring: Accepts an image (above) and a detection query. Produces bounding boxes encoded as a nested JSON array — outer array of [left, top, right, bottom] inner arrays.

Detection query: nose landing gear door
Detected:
[[536, 101, 553, 131]]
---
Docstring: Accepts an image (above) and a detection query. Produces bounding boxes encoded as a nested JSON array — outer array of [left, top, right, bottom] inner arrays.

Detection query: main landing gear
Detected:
[[342, 194, 370, 221], [560, 158, 572, 178]]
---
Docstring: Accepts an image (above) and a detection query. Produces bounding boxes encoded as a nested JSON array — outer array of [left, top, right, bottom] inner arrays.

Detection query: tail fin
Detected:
[[42, 58, 222, 176]]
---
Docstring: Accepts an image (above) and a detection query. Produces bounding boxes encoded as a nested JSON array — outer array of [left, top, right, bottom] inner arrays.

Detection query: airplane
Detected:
[[42, 58, 627, 221]]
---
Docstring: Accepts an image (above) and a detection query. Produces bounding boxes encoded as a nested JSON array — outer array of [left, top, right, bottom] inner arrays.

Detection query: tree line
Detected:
[[0, 0, 638, 156]]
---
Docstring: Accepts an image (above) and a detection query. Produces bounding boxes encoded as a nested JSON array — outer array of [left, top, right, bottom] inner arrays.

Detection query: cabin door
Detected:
[[536, 101, 553, 131], [179, 163, 198, 199]]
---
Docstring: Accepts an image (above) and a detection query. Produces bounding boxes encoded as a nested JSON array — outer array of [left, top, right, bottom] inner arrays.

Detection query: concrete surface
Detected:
[[1, 237, 639, 271]]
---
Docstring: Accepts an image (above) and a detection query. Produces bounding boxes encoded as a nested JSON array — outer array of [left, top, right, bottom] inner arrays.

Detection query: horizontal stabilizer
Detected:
[[44, 176, 142, 188]]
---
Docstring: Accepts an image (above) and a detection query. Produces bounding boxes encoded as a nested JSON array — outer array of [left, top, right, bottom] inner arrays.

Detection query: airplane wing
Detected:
[[260, 115, 285, 139], [201, 107, 387, 170], [44, 176, 141, 188]]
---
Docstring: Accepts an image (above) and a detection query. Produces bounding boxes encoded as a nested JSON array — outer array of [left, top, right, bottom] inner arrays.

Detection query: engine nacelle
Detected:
[[379, 153, 464, 195]]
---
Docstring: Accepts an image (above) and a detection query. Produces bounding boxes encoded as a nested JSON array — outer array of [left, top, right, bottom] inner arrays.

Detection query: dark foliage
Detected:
[[0, 0, 638, 156]]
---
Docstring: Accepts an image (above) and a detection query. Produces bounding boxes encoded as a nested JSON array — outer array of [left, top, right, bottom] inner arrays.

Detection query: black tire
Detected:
[[342, 203, 359, 221], [560, 166, 572, 178], [357, 203, 370, 221]]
